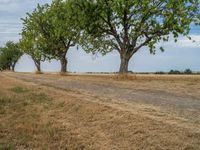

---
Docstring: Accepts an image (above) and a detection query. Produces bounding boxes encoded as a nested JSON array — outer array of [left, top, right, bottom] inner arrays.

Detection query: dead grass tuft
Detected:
[[59, 72, 68, 76], [28, 93, 52, 104], [114, 73, 137, 80], [35, 71, 43, 74]]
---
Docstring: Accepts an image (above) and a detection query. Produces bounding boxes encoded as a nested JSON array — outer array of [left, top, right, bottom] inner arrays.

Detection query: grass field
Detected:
[[0, 72, 200, 149]]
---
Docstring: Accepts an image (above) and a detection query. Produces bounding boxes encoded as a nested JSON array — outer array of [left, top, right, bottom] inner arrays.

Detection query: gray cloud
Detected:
[[0, 0, 51, 46]]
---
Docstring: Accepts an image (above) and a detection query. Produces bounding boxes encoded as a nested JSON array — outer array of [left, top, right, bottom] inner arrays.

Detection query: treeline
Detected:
[[155, 69, 198, 75], [0, 0, 200, 73]]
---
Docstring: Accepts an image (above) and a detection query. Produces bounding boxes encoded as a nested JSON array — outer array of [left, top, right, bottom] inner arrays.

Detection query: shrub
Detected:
[[155, 71, 165, 74], [169, 70, 182, 74], [184, 69, 192, 74]]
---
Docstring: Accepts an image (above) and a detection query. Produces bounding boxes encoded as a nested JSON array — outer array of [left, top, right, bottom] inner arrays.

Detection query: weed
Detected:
[[0, 144, 14, 150], [10, 86, 29, 93], [28, 93, 52, 104], [0, 97, 11, 106]]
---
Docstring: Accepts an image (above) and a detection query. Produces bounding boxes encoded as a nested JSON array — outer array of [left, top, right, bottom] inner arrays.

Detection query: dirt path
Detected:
[[2, 72, 200, 126]]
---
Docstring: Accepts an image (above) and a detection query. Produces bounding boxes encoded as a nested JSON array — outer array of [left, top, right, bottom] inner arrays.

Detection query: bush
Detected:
[[169, 70, 182, 74], [155, 71, 165, 74], [168, 69, 193, 75], [184, 69, 192, 74]]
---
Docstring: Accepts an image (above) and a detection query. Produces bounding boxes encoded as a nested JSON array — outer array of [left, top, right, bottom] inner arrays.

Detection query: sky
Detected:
[[0, 0, 200, 73]]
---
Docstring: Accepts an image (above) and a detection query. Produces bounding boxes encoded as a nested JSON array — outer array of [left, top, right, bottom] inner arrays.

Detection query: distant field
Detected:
[[0, 72, 200, 149]]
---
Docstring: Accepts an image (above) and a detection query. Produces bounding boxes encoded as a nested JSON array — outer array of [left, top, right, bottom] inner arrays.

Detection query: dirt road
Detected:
[[3, 72, 200, 126]]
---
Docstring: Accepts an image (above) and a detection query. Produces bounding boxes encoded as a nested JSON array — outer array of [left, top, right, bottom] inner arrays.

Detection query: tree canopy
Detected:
[[20, 4, 50, 72], [20, 0, 81, 72], [70, 0, 200, 73], [3, 0, 200, 73]]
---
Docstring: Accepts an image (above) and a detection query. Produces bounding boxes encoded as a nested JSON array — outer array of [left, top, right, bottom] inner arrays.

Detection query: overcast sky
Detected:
[[0, 0, 200, 72]]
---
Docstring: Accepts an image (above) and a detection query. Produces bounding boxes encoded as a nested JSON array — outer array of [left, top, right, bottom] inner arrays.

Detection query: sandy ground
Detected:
[[0, 72, 200, 149]]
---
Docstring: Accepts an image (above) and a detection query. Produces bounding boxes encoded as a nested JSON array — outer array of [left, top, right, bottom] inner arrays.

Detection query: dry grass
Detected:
[[0, 73, 200, 149], [34, 71, 43, 74], [59, 72, 71, 76]]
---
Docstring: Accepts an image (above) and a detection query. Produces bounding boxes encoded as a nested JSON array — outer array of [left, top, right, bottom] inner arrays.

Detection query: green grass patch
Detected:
[[28, 93, 52, 104], [0, 144, 14, 150], [10, 86, 29, 93]]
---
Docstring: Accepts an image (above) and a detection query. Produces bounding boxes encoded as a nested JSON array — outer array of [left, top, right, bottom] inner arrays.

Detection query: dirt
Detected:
[[0, 72, 200, 149]]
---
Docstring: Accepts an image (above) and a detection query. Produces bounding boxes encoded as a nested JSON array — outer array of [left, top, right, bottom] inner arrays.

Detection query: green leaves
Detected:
[[20, 0, 81, 62], [72, 0, 200, 55], [18, 0, 200, 73], [20, 4, 50, 62], [0, 41, 23, 71]]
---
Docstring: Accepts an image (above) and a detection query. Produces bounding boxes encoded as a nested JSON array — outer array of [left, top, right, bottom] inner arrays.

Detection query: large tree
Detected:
[[0, 41, 22, 71], [71, 0, 200, 73]]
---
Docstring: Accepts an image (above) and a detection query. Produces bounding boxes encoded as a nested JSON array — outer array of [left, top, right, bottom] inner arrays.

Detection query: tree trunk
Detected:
[[60, 56, 68, 73], [11, 62, 16, 72], [31, 56, 41, 72], [33, 60, 41, 72], [6, 65, 11, 71], [11, 65, 15, 72], [35, 62, 41, 72], [119, 53, 131, 74]]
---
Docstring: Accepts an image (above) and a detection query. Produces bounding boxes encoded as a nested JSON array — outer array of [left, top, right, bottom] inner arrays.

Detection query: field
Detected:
[[0, 72, 200, 149]]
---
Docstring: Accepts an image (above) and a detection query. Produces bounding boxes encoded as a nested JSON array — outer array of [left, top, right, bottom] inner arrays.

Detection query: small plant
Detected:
[[28, 93, 52, 104], [0, 144, 14, 150], [10, 86, 29, 93]]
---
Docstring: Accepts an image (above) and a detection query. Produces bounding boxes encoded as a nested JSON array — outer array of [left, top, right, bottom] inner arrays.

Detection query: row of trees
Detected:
[[155, 69, 193, 74], [1, 0, 200, 73]]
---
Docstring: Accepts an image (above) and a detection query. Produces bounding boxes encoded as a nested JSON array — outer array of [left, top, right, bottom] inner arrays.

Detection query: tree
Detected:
[[20, 4, 50, 72], [0, 47, 10, 71], [41, 0, 80, 72], [71, 0, 200, 73], [0, 41, 22, 71], [184, 69, 192, 74], [21, 1, 80, 73]]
